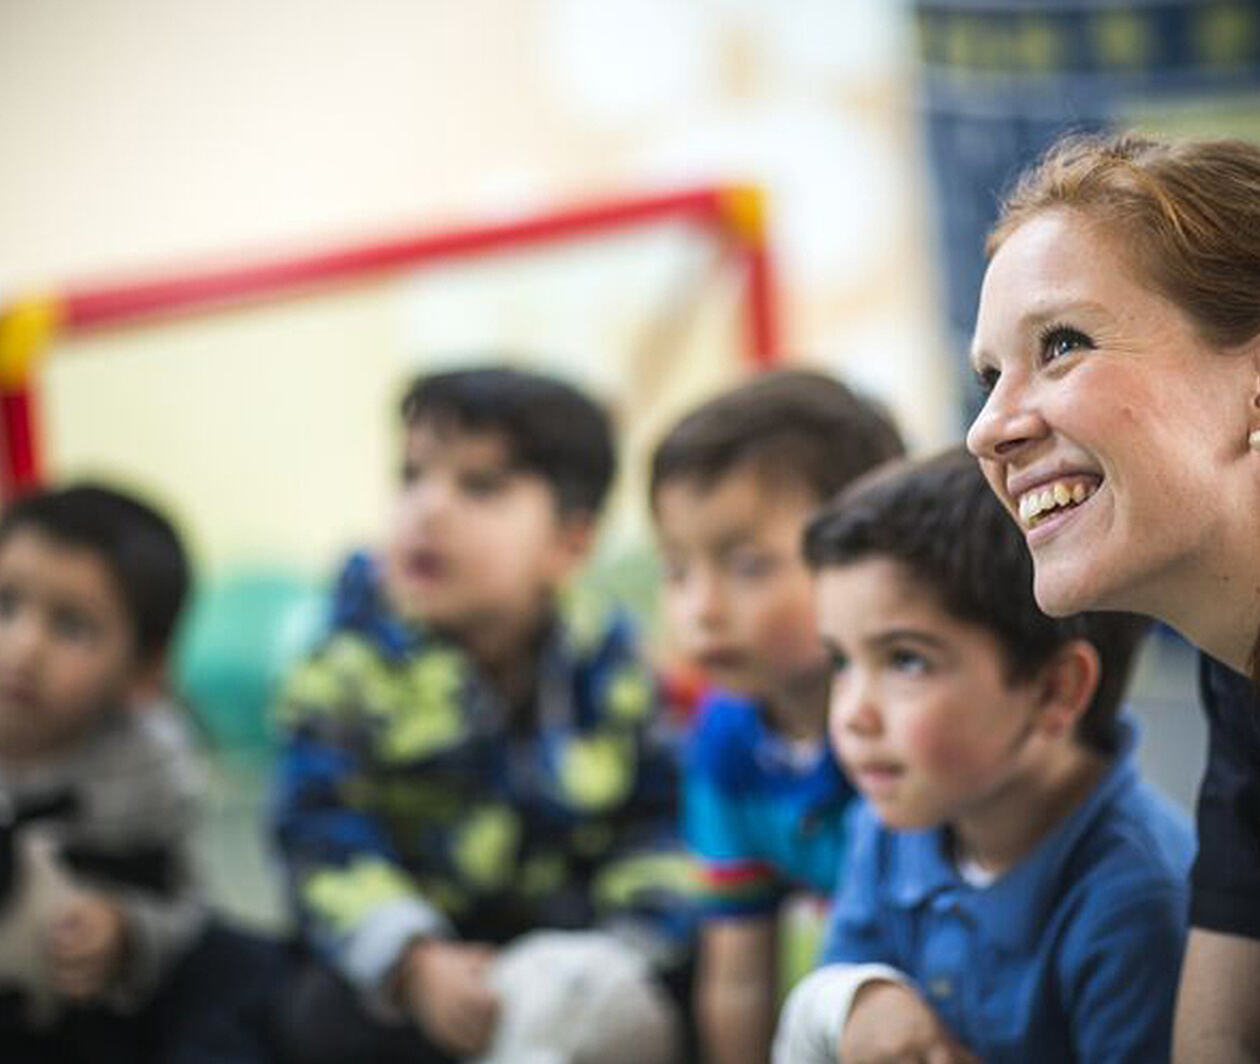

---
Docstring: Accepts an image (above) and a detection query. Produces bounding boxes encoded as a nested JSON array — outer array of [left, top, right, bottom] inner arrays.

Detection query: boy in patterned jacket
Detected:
[[273, 366, 691, 1064]]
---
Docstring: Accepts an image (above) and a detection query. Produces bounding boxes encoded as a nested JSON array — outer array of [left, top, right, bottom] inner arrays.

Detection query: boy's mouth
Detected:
[[695, 647, 746, 674], [1016, 475, 1101, 530], [850, 760, 905, 795], [404, 550, 449, 581], [0, 681, 39, 709]]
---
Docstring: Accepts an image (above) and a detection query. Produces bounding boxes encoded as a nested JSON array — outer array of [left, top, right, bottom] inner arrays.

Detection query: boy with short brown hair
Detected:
[[650, 369, 904, 1064], [275, 365, 691, 1063]]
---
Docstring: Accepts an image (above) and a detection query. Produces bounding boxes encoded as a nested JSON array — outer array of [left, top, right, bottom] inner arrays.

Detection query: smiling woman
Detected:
[[965, 132, 1260, 1064]]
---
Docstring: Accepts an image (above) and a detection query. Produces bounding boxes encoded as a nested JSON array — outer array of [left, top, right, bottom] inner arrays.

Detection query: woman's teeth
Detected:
[[1018, 479, 1098, 526]]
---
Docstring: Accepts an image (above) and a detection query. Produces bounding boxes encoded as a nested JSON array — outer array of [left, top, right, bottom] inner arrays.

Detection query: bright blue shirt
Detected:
[[821, 721, 1193, 1063], [684, 692, 856, 918]]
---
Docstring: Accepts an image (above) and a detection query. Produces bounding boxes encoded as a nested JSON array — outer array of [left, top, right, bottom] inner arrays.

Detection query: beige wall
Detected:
[[0, 0, 954, 573]]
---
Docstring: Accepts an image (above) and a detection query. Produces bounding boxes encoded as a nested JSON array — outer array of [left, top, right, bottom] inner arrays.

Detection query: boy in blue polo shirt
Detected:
[[650, 370, 904, 1064], [776, 448, 1193, 1064]]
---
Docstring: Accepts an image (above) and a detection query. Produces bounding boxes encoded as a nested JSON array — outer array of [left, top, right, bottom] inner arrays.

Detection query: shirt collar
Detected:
[[883, 717, 1140, 952]]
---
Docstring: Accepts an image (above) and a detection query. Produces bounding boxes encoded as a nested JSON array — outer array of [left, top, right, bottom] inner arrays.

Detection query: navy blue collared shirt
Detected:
[[822, 721, 1193, 1063], [1193, 653, 1260, 938]]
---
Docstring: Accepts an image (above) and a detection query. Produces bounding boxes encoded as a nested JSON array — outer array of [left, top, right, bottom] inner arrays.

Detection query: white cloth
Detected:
[[773, 962, 910, 1064], [473, 929, 682, 1064]]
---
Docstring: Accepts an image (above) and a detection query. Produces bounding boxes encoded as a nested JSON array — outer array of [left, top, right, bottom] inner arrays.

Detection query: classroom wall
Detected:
[[0, 0, 952, 573]]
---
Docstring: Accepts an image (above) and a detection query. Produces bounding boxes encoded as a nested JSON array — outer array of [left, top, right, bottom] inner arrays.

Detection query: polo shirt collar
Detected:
[[884, 718, 1139, 951]]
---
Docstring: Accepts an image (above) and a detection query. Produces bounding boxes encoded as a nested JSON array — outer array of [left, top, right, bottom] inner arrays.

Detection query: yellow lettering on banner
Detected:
[[1196, 4, 1257, 70], [1018, 16, 1062, 75], [1095, 11, 1153, 70]]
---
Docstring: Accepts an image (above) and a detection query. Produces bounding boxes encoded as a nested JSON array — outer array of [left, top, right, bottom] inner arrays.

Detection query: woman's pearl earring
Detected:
[[1249, 430, 1260, 452]]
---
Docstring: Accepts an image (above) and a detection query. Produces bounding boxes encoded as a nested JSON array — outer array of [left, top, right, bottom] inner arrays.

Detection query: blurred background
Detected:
[[1, 0, 1258, 928]]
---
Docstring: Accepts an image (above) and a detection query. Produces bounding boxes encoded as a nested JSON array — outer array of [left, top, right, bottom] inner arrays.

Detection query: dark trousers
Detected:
[[272, 946, 697, 1064], [0, 920, 292, 1064], [272, 962, 456, 1064]]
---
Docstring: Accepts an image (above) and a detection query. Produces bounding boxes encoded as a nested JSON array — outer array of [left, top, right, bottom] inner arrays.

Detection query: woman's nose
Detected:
[[966, 375, 1048, 461]]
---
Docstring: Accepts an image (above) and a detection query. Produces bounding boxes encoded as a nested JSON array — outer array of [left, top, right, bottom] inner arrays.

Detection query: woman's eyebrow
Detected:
[[970, 298, 1109, 368]]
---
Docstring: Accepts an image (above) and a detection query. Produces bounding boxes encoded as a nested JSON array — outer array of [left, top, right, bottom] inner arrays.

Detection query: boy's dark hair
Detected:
[[401, 366, 616, 518], [804, 447, 1148, 755], [0, 484, 191, 663], [649, 369, 905, 507]]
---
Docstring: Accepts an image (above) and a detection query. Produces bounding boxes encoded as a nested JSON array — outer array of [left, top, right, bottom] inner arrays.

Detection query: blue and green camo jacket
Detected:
[[272, 552, 694, 996]]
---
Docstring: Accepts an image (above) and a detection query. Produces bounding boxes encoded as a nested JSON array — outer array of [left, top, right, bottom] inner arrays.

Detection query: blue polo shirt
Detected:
[[684, 692, 856, 919], [821, 721, 1193, 1063]]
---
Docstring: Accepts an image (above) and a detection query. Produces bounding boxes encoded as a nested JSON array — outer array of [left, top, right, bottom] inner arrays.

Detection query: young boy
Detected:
[[650, 370, 904, 1064], [274, 366, 691, 1064], [0, 484, 283, 1062], [776, 448, 1193, 1064]]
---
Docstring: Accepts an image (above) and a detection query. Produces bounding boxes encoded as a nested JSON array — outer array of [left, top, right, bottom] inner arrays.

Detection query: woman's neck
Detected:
[[1141, 488, 1260, 674], [1146, 558, 1260, 677], [450, 607, 554, 714]]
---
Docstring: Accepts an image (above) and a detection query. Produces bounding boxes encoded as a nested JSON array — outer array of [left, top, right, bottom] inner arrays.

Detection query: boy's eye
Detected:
[[888, 648, 929, 676], [51, 606, 99, 644], [827, 648, 850, 674], [1038, 324, 1094, 364], [459, 470, 508, 498], [728, 552, 775, 580], [661, 558, 687, 586], [0, 585, 20, 621], [400, 461, 424, 486]]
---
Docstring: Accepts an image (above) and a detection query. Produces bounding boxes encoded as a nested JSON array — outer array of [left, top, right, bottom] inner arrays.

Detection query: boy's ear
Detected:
[[126, 653, 169, 707], [551, 511, 599, 578], [1032, 639, 1100, 739]]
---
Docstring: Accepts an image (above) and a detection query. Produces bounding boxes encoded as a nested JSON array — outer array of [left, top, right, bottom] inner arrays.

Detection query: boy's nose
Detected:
[[687, 571, 726, 629], [407, 477, 456, 527], [0, 614, 44, 673], [831, 679, 882, 738]]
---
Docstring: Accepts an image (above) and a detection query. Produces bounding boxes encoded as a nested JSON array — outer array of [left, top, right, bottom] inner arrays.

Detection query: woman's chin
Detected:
[[1032, 563, 1107, 618]]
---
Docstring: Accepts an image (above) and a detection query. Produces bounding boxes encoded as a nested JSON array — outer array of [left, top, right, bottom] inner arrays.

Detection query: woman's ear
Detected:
[[1033, 639, 1100, 740], [1245, 340, 1260, 441]]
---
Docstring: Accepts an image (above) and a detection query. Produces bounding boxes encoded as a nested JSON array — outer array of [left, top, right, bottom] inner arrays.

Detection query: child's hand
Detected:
[[47, 893, 129, 1001], [840, 981, 981, 1064], [400, 939, 499, 1056]]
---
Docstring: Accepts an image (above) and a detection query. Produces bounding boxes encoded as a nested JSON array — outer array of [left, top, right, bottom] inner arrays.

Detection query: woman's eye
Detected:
[[827, 649, 850, 675], [1039, 325, 1093, 364], [975, 365, 1000, 395]]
